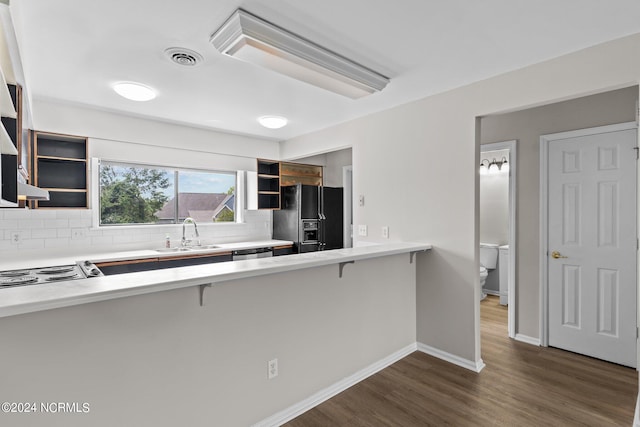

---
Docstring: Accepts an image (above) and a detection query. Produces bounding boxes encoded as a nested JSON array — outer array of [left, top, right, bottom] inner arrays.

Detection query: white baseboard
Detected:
[[252, 342, 417, 427], [417, 342, 485, 373], [634, 391, 640, 427], [515, 334, 540, 346], [484, 289, 500, 296]]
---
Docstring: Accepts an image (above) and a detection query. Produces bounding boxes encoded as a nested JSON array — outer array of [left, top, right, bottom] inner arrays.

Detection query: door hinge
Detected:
[[634, 147, 640, 160], [637, 327, 639, 339]]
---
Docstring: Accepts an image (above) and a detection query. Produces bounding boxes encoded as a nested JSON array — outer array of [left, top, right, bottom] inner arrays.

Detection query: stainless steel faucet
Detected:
[[181, 217, 200, 247]]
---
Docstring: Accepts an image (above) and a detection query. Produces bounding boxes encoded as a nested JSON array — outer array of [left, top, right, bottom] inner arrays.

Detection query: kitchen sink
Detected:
[[155, 245, 221, 253], [155, 247, 193, 253]]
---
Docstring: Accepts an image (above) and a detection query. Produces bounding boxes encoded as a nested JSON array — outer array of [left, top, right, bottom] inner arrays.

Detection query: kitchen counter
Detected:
[[2, 239, 295, 270], [0, 242, 431, 318]]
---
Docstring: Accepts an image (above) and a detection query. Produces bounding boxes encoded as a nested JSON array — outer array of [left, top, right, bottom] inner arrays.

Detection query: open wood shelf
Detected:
[[32, 131, 88, 209], [0, 83, 20, 206], [255, 159, 323, 210]]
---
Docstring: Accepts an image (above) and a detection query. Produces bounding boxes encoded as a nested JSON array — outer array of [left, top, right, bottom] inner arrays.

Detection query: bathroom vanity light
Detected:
[[499, 156, 509, 173], [479, 159, 490, 175], [479, 157, 508, 174]]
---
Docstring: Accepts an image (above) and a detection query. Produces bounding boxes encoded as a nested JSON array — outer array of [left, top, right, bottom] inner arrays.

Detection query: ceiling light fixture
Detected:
[[210, 9, 390, 99], [113, 82, 157, 101], [258, 115, 288, 129]]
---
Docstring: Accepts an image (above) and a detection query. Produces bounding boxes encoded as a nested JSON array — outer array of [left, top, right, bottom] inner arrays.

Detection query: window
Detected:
[[99, 161, 236, 226]]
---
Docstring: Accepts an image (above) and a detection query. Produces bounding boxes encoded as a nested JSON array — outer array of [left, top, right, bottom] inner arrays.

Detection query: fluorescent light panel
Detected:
[[210, 9, 389, 99]]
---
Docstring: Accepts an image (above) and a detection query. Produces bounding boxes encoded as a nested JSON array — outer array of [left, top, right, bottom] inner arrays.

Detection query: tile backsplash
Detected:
[[0, 208, 272, 262]]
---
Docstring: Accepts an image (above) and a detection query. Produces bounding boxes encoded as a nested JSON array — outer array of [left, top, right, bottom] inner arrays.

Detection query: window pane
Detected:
[[100, 163, 175, 225], [99, 161, 237, 226], [175, 170, 236, 223]]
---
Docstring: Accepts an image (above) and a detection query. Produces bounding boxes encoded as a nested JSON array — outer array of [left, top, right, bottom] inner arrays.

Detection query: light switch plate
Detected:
[[359, 195, 365, 207], [358, 225, 367, 236]]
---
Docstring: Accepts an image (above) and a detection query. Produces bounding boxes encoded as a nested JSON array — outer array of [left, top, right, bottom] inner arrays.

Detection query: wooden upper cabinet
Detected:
[[31, 131, 88, 208], [280, 162, 323, 186]]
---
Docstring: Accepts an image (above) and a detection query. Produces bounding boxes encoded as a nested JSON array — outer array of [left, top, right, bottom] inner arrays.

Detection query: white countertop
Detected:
[[3, 239, 295, 270], [0, 242, 431, 318]]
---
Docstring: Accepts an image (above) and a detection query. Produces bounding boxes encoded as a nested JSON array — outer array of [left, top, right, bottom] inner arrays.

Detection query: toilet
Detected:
[[479, 243, 499, 300]]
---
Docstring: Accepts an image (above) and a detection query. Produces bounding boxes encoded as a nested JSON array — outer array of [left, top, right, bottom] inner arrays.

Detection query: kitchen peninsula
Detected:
[[0, 242, 430, 427]]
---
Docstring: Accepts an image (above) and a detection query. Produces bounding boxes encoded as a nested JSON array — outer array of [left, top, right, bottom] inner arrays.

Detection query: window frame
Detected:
[[92, 158, 241, 228]]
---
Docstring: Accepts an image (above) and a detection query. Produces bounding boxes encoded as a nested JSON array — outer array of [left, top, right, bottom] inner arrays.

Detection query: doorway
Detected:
[[343, 165, 353, 248], [540, 122, 638, 367], [480, 141, 517, 338]]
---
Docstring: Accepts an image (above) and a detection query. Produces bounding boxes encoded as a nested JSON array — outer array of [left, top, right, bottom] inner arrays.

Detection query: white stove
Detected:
[[0, 261, 103, 289]]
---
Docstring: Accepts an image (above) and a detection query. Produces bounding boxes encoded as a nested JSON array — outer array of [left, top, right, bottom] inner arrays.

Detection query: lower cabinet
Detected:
[[94, 246, 292, 276], [95, 258, 160, 275], [95, 252, 233, 275], [272, 245, 294, 256], [157, 252, 233, 268]]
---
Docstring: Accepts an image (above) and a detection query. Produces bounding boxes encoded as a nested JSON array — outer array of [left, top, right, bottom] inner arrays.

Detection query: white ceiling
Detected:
[[9, 0, 640, 141]]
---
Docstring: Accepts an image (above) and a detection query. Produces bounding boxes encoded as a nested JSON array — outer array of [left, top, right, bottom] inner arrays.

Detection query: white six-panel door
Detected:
[[547, 125, 637, 367]]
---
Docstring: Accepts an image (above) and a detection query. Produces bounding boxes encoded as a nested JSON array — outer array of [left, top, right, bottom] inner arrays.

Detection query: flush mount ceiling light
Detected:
[[258, 115, 288, 129], [113, 82, 157, 101], [210, 9, 390, 99]]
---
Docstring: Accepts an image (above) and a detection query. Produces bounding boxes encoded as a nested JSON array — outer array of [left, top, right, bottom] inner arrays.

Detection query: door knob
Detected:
[[551, 251, 568, 259]]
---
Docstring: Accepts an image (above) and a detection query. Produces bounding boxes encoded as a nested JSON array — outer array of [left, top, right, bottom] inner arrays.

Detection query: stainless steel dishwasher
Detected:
[[232, 247, 273, 260]]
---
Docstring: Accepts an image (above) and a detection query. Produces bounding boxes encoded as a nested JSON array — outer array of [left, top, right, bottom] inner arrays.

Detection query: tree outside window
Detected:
[[99, 161, 236, 226]]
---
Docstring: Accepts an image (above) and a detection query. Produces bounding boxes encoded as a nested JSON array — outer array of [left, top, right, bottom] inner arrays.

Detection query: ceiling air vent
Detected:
[[165, 47, 203, 66]]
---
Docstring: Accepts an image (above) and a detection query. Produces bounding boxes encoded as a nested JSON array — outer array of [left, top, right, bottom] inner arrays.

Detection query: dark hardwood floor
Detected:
[[285, 295, 638, 426]]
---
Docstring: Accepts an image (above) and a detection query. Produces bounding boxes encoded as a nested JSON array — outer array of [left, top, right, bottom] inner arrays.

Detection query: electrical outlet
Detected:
[[382, 226, 389, 239], [268, 358, 278, 379], [10, 231, 21, 244], [71, 228, 87, 240], [358, 225, 367, 236]]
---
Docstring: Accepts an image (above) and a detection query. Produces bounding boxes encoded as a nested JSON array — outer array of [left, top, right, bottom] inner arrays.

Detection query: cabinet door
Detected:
[[272, 245, 294, 256], [158, 253, 233, 268], [96, 259, 159, 275]]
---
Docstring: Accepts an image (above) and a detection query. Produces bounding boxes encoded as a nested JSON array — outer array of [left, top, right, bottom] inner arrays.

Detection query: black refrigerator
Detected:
[[273, 184, 343, 253]]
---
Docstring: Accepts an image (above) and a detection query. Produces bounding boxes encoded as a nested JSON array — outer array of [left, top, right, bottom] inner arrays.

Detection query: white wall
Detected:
[[0, 100, 278, 261], [288, 148, 353, 187], [479, 149, 509, 246], [0, 208, 271, 261], [481, 86, 637, 338], [32, 98, 279, 160], [324, 149, 352, 187], [0, 253, 417, 427], [281, 32, 640, 364]]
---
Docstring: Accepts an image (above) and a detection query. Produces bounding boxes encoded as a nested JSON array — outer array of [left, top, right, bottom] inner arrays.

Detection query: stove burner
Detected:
[[0, 275, 38, 286], [0, 262, 101, 289], [37, 266, 75, 275], [0, 270, 31, 277], [44, 272, 80, 281]]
